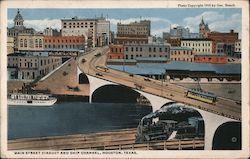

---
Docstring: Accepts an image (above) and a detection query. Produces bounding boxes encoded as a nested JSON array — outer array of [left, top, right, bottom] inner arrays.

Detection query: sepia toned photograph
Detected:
[[0, 0, 249, 158]]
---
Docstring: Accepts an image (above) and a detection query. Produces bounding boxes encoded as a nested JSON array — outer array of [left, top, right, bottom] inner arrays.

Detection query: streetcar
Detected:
[[185, 89, 217, 104], [95, 66, 109, 72]]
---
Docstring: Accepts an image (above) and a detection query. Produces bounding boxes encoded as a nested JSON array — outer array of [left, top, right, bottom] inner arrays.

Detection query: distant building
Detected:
[[7, 37, 15, 54], [17, 33, 44, 51], [199, 17, 210, 38], [108, 44, 124, 60], [61, 16, 110, 47], [117, 20, 150, 37], [194, 53, 227, 64], [170, 26, 190, 38], [115, 20, 151, 44], [234, 40, 241, 58], [43, 36, 85, 53], [7, 9, 36, 37], [207, 30, 239, 55], [181, 38, 212, 54], [165, 37, 181, 47], [7, 9, 36, 51], [170, 47, 194, 62], [43, 27, 61, 36], [124, 43, 170, 61], [7, 52, 62, 81]]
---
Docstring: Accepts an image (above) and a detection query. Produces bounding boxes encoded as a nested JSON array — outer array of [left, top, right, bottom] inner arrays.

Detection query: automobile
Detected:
[[144, 78, 151, 82], [129, 74, 134, 77], [96, 73, 103, 76], [94, 52, 101, 57]]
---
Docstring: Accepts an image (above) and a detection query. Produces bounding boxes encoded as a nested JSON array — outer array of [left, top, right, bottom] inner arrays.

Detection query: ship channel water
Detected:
[[8, 102, 152, 140]]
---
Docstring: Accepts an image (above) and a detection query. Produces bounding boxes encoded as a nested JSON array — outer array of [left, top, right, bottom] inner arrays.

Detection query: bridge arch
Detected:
[[212, 121, 241, 150], [92, 84, 152, 106], [78, 73, 89, 84]]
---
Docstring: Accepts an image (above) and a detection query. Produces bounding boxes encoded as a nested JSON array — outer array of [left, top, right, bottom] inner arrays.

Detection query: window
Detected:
[[153, 47, 156, 52], [165, 47, 168, 52], [20, 39, 23, 47], [24, 39, 27, 47], [159, 48, 162, 52], [125, 47, 128, 51], [35, 39, 38, 48], [149, 47, 151, 52], [131, 47, 134, 52]]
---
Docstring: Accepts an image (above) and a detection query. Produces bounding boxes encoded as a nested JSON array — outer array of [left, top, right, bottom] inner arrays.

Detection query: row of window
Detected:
[[44, 39, 82, 43], [19, 39, 43, 48], [194, 57, 225, 61], [193, 48, 211, 53], [63, 25, 94, 28], [171, 58, 193, 62], [64, 22, 94, 26], [182, 42, 211, 47], [44, 44, 82, 49], [110, 48, 123, 53], [125, 54, 168, 59], [170, 50, 192, 55], [125, 46, 169, 53]]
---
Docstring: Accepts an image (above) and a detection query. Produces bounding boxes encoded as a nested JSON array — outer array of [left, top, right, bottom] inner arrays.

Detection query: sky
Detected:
[[8, 8, 242, 37]]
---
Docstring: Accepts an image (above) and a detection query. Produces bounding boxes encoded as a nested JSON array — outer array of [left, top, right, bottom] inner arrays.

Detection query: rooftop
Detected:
[[170, 47, 193, 50], [181, 38, 212, 41], [194, 53, 226, 56]]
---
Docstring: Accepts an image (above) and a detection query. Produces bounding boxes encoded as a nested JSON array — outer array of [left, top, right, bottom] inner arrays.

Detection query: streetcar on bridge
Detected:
[[185, 88, 217, 104]]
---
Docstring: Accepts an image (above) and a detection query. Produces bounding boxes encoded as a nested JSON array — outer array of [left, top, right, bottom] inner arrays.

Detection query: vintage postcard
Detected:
[[0, 0, 249, 158]]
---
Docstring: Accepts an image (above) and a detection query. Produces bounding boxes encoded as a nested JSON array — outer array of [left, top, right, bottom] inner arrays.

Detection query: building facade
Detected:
[[170, 26, 190, 38], [8, 52, 62, 81], [194, 53, 227, 64], [181, 39, 212, 54], [61, 17, 110, 47], [108, 44, 124, 59], [207, 30, 239, 54], [165, 37, 181, 47], [43, 36, 85, 52], [124, 43, 170, 60], [115, 37, 148, 45], [199, 17, 210, 38], [7, 37, 15, 54], [170, 47, 194, 62], [117, 20, 150, 37], [43, 27, 61, 36], [17, 33, 44, 51]]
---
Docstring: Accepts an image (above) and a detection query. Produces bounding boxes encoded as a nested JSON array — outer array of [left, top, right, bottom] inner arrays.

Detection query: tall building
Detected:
[[115, 20, 151, 44], [61, 16, 110, 47], [43, 27, 61, 36], [7, 9, 35, 37], [170, 26, 190, 38], [199, 17, 210, 38], [7, 9, 36, 51]]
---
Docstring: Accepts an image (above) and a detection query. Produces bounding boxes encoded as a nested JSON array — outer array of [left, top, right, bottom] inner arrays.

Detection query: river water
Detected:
[[8, 102, 152, 140]]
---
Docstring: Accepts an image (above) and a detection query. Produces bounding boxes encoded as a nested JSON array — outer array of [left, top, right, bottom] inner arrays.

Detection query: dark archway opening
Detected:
[[92, 84, 151, 104], [212, 121, 241, 150], [79, 73, 89, 84]]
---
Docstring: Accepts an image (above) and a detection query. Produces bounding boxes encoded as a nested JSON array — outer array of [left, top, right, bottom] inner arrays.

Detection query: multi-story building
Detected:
[[115, 20, 151, 45], [17, 33, 44, 51], [124, 43, 170, 60], [96, 18, 110, 46], [207, 30, 239, 54], [61, 16, 110, 47], [43, 27, 61, 36], [181, 39, 212, 54], [165, 37, 181, 47], [7, 52, 62, 81], [170, 47, 194, 62], [7, 9, 36, 51], [234, 40, 241, 58], [43, 36, 85, 52], [170, 26, 190, 38], [194, 53, 227, 64], [117, 20, 150, 37], [199, 17, 210, 38], [108, 44, 124, 59], [7, 37, 15, 54]]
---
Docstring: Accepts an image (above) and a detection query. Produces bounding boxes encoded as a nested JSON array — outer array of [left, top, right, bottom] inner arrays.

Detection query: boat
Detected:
[[7, 93, 57, 106]]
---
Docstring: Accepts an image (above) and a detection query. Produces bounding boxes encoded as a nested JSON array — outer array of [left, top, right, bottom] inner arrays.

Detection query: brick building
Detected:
[[17, 33, 44, 51], [207, 30, 239, 55], [194, 53, 227, 64], [170, 47, 194, 62], [166, 37, 181, 47], [108, 44, 124, 59], [43, 36, 85, 51]]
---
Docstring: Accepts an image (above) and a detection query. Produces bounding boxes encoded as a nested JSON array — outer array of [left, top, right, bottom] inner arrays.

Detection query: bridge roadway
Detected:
[[77, 46, 241, 121], [8, 128, 204, 150]]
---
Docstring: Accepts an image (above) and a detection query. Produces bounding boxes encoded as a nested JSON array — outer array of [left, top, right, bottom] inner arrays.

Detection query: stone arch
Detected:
[[78, 73, 89, 84], [91, 84, 152, 107], [212, 121, 241, 150]]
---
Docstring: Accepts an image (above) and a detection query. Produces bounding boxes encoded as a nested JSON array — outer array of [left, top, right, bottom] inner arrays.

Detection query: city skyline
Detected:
[[8, 8, 241, 37]]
